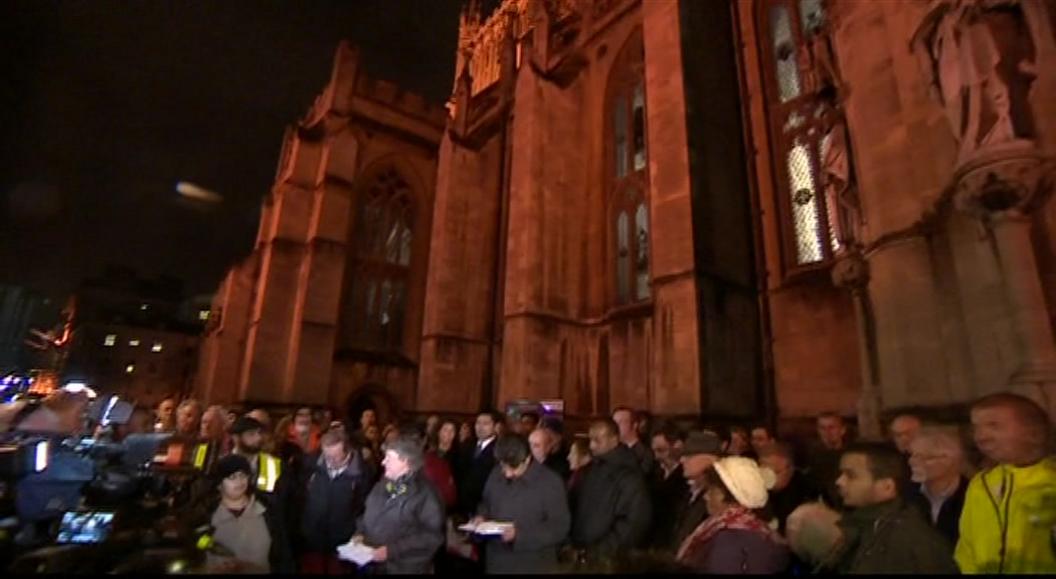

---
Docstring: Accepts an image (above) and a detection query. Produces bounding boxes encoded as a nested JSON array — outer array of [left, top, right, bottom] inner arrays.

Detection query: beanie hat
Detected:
[[213, 454, 252, 484], [713, 456, 775, 509], [229, 415, 264, 435]]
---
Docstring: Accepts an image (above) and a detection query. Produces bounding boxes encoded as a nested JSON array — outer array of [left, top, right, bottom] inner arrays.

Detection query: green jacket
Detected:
[[955, 457, 1056, 574], [830, 499, 959, 574]]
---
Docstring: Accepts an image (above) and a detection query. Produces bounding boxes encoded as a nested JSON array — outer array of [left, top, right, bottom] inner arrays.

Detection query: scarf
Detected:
[[676, 505, 780, 562]]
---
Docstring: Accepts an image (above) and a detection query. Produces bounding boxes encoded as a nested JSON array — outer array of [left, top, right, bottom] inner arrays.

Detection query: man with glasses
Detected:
[[906, 427, 970, 547]]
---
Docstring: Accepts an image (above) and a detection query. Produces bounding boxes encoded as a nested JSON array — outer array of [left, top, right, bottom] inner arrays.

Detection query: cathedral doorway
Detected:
[[346, 383, 401, 429]]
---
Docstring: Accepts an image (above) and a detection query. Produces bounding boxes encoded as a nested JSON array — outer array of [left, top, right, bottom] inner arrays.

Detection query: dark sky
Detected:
[[0, 0, 461, 300]]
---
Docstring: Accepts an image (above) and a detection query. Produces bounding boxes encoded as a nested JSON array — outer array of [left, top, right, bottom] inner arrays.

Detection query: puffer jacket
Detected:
[[357, 471, 445, 574], [955, 457, 1056, 574], [570, 444, 652, 560]]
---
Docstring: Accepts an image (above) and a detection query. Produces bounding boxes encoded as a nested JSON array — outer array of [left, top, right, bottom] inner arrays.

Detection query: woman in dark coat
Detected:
[[472, 434, 571, 574], [355, 434, 446, 574], [676, 456, 789, 574], [201, 454, 295, 574]]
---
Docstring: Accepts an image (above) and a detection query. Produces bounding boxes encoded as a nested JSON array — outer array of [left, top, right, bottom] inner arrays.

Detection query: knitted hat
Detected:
[[213, 454, 252, 484], [713, 456, 775, 509], [229, 415, 264, 435]]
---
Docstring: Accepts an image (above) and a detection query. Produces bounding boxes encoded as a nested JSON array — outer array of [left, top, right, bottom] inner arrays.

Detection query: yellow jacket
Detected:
[[954, 457, 1056, 574]]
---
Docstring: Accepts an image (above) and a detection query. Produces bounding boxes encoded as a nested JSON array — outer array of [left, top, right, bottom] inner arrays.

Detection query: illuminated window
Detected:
[[125, 364, 135, 374], [759, 0, 844, 271], [152, 342, 164, 353], [608, 30, 651, 306], [345, 168, 413, 351], [198, 310, 210, 321], [129, 339, 140, 347], [103, 335, 117, 347]]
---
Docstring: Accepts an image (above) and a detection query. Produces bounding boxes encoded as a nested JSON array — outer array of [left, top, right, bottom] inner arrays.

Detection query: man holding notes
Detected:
[[469, 434, 571, 574]]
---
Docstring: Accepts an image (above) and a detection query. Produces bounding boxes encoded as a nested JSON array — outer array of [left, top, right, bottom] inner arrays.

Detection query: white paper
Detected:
[[458, 521, 514, 536], [336, 540, 376, 566]]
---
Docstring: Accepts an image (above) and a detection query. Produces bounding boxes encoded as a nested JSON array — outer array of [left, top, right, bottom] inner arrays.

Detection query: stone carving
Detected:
[[803, 16, 863, 248], [912, 0, 1039, 164], [830, 249, 870, 291]]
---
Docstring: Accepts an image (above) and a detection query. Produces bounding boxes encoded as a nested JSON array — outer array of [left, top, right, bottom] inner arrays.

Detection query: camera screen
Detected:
[[56, 511, 115, 544]]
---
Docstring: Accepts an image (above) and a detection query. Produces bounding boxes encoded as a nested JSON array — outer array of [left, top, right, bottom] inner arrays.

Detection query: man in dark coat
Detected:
[[355, 434, 446, 574], [570, 419, 652, 562], [457, 410, 502, 518], [612, 407, 655, 476], [825, 442, 958, 574], [669, 430, 724, 552], [904, 426, 969, 547], [806, 412, 849, 510], [646, 425, 688, 550], [529, 427, 571, 481], [301, 429, 370, 574], [759, 442, 820, 533], [473, 434, 571, 574]]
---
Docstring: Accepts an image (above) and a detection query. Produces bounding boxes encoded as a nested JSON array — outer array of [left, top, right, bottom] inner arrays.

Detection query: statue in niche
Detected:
[[912, 0, 1038, 163], [802, 15, 863, 248]]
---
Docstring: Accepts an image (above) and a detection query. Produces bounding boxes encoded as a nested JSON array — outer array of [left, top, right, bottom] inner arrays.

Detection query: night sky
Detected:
[[0, 0, 462, 300]]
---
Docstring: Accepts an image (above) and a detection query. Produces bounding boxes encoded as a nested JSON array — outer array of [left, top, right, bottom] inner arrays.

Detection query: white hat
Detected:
[[713, 456, 774, 510]]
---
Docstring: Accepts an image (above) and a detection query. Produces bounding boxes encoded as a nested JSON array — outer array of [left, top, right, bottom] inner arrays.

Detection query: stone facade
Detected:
[[198, 0, 1056, 429]]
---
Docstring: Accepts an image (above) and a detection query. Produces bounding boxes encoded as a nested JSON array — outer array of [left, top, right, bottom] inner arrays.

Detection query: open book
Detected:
[[336, 539, 376, 567], [458, 520, 514, 536]]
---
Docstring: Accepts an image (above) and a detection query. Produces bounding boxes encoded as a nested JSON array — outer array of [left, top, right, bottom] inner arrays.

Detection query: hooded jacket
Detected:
[[954, 457, 1056, 574], [570, 443, 652, 559]]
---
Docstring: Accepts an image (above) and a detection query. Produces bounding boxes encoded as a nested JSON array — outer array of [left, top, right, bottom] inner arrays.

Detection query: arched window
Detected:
[[608, 31, 650, 306], [759, 0, 846, 271], [347, 168, 413, 351]]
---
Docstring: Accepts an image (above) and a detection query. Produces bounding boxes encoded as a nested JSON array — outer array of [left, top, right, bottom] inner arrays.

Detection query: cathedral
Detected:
[[196, 0, 1056, 435]]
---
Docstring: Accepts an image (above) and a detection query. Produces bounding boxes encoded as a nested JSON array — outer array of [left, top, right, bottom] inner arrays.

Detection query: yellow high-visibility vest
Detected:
[[192, 443, 209, 470], [256, 453, 282, 493]]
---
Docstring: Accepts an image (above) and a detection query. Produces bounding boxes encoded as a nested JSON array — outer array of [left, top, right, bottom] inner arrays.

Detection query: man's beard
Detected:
[[241, 443, 261, 454]]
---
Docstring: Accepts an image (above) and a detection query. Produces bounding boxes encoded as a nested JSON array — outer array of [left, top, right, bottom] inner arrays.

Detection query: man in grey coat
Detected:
[[472, 434, 571, 574], [356, 434, 445, 574]]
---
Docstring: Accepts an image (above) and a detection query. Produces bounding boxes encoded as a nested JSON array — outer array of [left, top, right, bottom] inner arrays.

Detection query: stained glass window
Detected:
[[608, 31, 651, 305], [760, 0, 844, 271], [347, 168, 414, 350]]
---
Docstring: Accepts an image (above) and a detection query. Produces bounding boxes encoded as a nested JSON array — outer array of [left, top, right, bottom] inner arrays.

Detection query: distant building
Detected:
[[63, 266, 210, 407], [0, 284, 62, 373]]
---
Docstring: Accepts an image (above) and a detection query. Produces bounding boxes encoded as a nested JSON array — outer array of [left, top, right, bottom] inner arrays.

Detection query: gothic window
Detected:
[[347, 168, 413, 351], [608, 31, 651, 305], [760, 0, 844, 271]]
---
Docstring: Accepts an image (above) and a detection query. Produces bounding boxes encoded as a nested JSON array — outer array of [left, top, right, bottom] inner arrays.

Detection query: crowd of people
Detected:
[[5, 388, 1054, 574]]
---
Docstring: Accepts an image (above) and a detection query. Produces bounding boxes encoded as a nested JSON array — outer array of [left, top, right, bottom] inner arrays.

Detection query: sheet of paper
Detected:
[[458, 521, 514, 536], [336, 540, 376, 566]]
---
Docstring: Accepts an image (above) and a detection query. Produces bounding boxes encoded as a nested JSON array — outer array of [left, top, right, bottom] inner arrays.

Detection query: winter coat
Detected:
[[647, 464, 689, 550], [627, 440, 655, 476], [358, 471, 446, 574], [906, 476, 968, 548], [805, 445, 844, 510], [683, 528, 790, 574], [954, 457, 1056, 574], [830, 499, 959, 574], [477, 461, 571, 574], [458, 437, 498, 516], [208, 495, 295, 574], [301, 452, 370, 553], [570, 444, 652, 559], [543, 449, 571, 482], [670, 488, 711, 552]]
